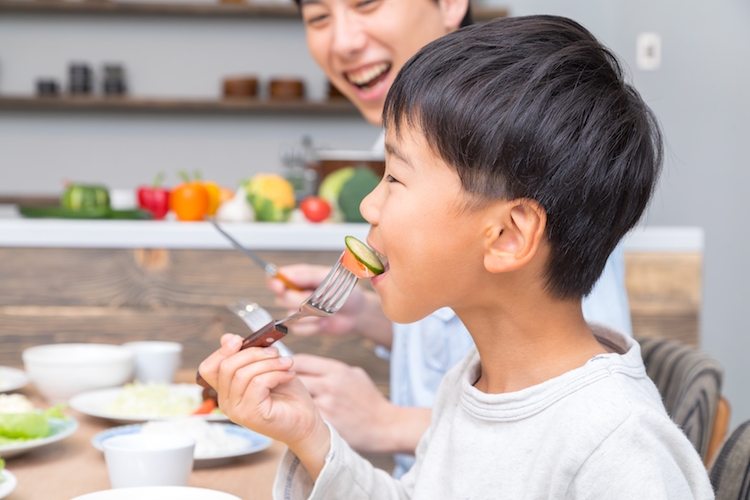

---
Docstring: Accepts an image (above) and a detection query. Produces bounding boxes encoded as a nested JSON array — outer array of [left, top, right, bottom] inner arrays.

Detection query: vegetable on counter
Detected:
[[171, 171, 209, 221], [137, 173, 170, 220], [243, 173, 296, 222], [204, 182, 234, 217], [61, 183, 110, 211], [215, 187, 255, 223], [19, 206, 152, 220], [299, 196, 331, 223], [318, 167, 380, 223]]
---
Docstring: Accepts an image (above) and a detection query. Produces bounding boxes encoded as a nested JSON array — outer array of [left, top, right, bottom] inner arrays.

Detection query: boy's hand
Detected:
[[198, 334, 330, 479]]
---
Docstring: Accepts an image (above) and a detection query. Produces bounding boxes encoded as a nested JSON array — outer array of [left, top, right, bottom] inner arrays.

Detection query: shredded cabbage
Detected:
[[106, 382, 199, 416]]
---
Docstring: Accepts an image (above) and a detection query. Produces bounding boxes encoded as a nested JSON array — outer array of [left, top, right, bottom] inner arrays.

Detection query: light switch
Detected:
[[636, 32, 662, 71]]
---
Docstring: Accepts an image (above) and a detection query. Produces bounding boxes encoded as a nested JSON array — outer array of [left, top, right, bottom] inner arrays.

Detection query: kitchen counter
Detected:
[[0, 204, 702, 252]]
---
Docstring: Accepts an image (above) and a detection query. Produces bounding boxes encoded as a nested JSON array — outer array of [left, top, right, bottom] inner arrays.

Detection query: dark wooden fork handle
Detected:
[[195, 321, 289, 390]]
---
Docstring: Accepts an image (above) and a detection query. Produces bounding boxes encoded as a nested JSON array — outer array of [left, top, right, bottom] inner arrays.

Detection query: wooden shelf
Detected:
[[0, 95, 361, 115], [0, 0, 507, 20]]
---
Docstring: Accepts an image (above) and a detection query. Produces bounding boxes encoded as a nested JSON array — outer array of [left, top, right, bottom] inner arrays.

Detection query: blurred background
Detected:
[[0, 0, 748, 429]]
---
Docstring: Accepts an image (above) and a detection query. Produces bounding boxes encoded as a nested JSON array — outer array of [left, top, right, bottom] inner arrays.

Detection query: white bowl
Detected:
[[22, 344, 134, 404]]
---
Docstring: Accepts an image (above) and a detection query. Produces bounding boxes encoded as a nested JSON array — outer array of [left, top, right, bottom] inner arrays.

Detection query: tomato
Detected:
[[299, 196, 331, 223]]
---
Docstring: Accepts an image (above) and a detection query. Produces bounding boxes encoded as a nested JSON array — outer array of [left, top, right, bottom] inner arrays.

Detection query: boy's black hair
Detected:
[[293, 1, 473, 28], [383, 15, 662, 299]]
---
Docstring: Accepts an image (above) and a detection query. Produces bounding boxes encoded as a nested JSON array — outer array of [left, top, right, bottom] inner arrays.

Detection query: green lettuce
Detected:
[[0, 405, 67, 445]]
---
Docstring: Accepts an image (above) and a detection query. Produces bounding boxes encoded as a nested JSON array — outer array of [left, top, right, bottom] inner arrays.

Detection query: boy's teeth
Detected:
[[346, 63, 390, 87]]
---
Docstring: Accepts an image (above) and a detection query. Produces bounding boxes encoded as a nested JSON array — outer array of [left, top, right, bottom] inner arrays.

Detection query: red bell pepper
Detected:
[[137, 173, 170, 220]]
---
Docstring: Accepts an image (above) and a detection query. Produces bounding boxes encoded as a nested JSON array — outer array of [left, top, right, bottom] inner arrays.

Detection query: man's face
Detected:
[[300, 0, 452, 126], [360, 125, 491, 323]]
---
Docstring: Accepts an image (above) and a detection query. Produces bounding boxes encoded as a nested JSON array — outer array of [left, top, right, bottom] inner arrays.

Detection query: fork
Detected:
[[227, 299, 294, 357], [196, 254, 358, 389]]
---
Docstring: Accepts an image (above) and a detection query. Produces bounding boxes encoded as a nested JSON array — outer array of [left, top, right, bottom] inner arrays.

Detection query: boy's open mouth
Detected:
[[345, 62, 391, 91]]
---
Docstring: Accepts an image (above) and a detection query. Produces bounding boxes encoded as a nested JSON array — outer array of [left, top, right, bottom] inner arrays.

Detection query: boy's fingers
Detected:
[[198, 335, 242, 387], [216, 347, 283, 399], [225, 357, 295, 409], [293, 354, 346, 375]]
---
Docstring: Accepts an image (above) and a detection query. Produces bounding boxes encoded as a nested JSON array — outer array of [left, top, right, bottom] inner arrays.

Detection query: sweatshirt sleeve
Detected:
[[564, 414, 715, 500], [272, 423, 412, 500]]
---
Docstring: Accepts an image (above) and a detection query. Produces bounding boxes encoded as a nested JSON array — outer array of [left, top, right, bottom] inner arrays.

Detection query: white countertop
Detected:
[[0, 205, 703, 252]]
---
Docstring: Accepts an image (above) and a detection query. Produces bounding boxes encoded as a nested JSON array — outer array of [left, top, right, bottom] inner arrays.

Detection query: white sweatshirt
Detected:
[[273, 325, 715, 499]]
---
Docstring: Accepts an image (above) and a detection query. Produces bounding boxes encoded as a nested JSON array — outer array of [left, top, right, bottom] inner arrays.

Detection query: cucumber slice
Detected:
[[344, 236, 384, 275]]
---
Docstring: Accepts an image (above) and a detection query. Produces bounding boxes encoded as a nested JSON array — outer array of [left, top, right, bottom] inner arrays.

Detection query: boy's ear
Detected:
[[438, 0, 470, 32], [483, 199, 547, 274]]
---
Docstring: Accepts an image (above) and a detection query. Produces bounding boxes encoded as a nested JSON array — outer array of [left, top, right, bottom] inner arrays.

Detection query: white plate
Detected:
[[0, 417, 78, 458], [0, 367, 29, 393], [91, 422, 272, 467], [71, 486, 241, 500], [69, 384, 228, 424], [0, 469, 17, 499]]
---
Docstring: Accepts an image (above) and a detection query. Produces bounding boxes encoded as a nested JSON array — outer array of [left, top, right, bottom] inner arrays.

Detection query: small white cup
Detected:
[[103, 433, 195, 489], [122, 341, 183, 383]]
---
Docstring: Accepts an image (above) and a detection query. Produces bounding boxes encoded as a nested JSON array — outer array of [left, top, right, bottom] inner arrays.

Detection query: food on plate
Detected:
[[299, 196, 331, 223], [243, 173, 295, 222], [342, 236, 384, 278], [61, 183, 111, 211], [171, 172, 210, 221], [106, 382, 206, 417], [0, 455, 4, 482], [0, 394, 35, 414], [141, 418, 249, 457], [137, 173, 171, 220], [215, 187, 255, 223], [318, 167, 380, 223], [0, 397, 67, 445], [191, 398, 216, 416]]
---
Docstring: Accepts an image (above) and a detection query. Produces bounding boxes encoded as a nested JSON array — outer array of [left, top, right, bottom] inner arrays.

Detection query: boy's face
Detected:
[[300, 0, 454, 126], [360, 124, 491, 323]]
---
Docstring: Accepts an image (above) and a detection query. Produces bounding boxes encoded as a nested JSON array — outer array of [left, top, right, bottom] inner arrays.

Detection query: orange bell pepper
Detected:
[[171, 172, 209, 221], [204, 182, 234, 216]]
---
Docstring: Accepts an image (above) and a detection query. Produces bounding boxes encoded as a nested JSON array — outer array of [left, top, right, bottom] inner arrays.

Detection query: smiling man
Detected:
[[298, 0, 471, 125]]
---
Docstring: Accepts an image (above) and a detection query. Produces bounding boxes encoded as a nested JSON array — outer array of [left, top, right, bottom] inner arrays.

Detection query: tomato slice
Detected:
[[341, 247, 377, 278]]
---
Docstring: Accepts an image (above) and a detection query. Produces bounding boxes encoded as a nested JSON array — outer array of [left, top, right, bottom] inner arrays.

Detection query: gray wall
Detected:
[[2, 1, 750, 428]]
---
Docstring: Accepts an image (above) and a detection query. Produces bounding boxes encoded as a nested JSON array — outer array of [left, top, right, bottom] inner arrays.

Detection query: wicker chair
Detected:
[[637, 336, 726, 464], [709, 420, 750, 499]]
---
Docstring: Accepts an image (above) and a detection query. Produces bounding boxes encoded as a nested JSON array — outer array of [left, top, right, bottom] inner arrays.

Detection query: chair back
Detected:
[[709, 420, 750, 499], [638, 336, 723, 461]]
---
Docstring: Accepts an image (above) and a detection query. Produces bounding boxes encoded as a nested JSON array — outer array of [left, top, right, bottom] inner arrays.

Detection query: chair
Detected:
[[637, 336, 726, 464], [709, 420, 750, 499]]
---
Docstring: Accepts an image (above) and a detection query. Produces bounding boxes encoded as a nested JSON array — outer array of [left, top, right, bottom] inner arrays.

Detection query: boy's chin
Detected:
[[381, 301, 435, 325]]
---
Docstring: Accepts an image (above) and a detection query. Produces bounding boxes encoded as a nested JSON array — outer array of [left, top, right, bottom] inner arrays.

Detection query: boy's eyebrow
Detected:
[[385, 142, 412, 168], [299, 0, 323, 6]]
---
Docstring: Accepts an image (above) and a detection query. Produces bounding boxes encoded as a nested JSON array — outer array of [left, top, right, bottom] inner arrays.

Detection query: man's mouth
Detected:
[[345, 62, 392, 91]]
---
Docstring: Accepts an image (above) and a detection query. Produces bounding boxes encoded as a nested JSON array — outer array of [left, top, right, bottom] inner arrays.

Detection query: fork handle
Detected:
[[195, 321, 289, 390]]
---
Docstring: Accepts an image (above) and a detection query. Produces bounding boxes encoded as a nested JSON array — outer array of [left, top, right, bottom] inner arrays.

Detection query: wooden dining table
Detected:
[[3, 369, 287, 500]]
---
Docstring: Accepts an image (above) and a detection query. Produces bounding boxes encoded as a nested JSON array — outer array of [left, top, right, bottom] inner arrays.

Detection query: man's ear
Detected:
[[483, 199, 546, 274], [438, 0, 470, 32]]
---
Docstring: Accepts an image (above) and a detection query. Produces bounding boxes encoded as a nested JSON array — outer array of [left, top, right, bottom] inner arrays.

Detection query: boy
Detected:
[[200, 15, 714, 498]]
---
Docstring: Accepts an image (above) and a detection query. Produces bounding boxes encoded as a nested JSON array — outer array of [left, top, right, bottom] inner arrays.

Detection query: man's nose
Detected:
[[331, 11, 368, 59]]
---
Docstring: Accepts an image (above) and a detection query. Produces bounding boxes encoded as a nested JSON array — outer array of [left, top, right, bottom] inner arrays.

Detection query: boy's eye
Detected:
[[385, 174, 399, 183], [304, 13, 329, 26]]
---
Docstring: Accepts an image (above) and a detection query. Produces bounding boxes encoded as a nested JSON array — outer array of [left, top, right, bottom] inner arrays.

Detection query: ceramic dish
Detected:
[[0, 469, 17, 499], [0, 417, 78, 458], [69, 384, 228, 424], [0, 367, 29, 393], [91, 422, 273, 468], [71, 486, 241, 500]]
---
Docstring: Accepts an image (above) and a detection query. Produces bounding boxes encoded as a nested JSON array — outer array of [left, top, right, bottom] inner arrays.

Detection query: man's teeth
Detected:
[[347, 63, 390, 87]]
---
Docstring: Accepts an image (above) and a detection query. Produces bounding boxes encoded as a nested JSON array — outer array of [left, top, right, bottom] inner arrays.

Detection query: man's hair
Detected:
[[293, 1, 473, 28], [383, 15, 662, 299]]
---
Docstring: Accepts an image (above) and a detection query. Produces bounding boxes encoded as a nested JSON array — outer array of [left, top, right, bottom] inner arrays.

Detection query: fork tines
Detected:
[[309, 263, 358, 313]]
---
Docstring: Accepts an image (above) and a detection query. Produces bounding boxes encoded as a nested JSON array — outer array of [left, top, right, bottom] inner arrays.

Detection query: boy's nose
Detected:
[[359, 178, 384, 225]]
